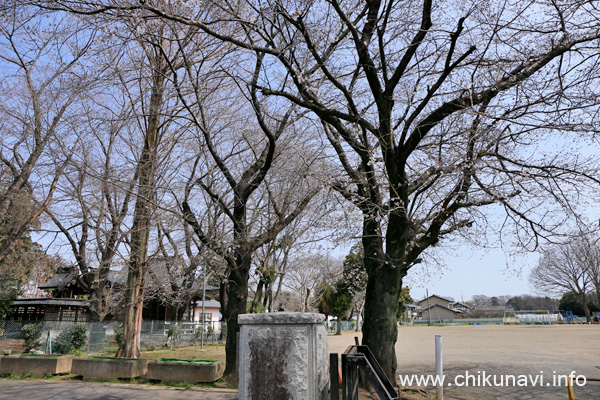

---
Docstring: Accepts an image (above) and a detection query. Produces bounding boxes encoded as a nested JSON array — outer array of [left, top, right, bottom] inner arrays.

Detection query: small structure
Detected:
[[185, 299, 222, 329], [0, 355, 74, 377], [146, 359, 224, 383], [71, 357, 148, 380], [421, 304, 456, 321], [402, 304, 421, 320], [419, 294, 454, 309], [238, 312, 329, 400], [38, 266, 89, 298], [9, 265, 91, 322], [451, 302, 471, 313], [9, 298, 90, 322]]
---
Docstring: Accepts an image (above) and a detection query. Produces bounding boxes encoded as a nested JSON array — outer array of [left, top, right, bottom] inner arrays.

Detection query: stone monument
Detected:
[[238, 312, 329, 400]]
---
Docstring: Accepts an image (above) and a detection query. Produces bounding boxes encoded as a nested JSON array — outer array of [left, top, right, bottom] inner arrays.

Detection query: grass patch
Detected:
[[91, 344, 226, 363], [88, 356, 138, 361], [163, 381, 194, 388], [19, 354, 61, 357], [157, 358, 215, 364]]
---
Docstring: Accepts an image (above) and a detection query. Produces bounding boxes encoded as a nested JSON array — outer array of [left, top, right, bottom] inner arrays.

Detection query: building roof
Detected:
[[452, 302, 471, 308], [12, 298, 90, 307], [38, 270, 78, 289], [194, 299, 221, 308], [420, 294, 455, 304]]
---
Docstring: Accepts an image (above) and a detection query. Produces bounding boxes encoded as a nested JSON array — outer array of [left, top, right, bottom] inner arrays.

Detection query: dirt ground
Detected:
[[329, 324, 600, 399], [5, 324, 598, 399]]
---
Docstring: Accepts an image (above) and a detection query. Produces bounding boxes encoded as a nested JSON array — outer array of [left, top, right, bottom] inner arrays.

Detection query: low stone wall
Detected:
[[0, 355, 73, 377], [147, 360, 224, 383], [71, 357, 148, 380]]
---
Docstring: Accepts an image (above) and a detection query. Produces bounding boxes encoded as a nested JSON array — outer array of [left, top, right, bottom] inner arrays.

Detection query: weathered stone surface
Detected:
[[238, 312, 325, 325], [0, 355, 73, 377], [238, 312, 329, 400], [71, 357, 148, 380], [146, 360, 224, 383]]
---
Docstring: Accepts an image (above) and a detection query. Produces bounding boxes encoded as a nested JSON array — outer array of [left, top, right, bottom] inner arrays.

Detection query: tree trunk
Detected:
[[116, 58, 164, 357], [336, 317, 342, 335], [580, 293, 592, 322], [223, 252, 251, 378], [355, 305, 362, 332], [262, 281, 272, 312], [360, 213, 405, 384], [304, 288, 310, 312], [251, 281, 263, 313], [117, 262, 145, 358], [362, 270, 403, 384]]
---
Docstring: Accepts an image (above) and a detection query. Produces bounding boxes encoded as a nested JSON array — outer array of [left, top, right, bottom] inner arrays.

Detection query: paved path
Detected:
[[0, 380, 239, 400]]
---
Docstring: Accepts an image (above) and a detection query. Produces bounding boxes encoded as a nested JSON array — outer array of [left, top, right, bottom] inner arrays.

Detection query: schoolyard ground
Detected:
[[0, 324, 597, 399], [329, 324, 600, 399]]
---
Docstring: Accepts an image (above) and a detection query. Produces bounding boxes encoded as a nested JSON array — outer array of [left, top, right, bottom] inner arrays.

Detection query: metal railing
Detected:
[[332, 344, 398, 400]]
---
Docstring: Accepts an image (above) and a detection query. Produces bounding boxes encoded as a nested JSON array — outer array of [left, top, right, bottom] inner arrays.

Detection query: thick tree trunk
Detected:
[[362, 267, 403, 384], [223, 251, 251, 378], [362, 206, 406, 384], [361, 215, 404, 385], [116, 59, 164, 357], [336, 317, 342, 335], [117, 263, 145, 358]]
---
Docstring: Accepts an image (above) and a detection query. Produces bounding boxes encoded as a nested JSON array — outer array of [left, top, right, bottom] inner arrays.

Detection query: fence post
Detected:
[[330, 353, 340, 400], [435, 334, 443, 400], [86, 323, 92, 354]]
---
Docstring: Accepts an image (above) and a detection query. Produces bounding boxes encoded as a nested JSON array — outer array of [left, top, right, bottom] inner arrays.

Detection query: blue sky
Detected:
[[404, 244, 540, 303]]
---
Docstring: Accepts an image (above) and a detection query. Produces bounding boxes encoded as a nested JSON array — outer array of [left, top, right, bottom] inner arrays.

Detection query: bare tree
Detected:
[[176, 62, 323, 375], [109, 0, 600, 379], [282, 252, 332, 311], [0, 6, 96, 261], [530, 239, 594, 322], [39, 0, 600, 380]]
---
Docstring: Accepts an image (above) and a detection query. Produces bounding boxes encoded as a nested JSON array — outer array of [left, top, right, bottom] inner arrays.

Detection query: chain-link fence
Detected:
[[325, 320, 362, 333], [0, 320, 226, 354]]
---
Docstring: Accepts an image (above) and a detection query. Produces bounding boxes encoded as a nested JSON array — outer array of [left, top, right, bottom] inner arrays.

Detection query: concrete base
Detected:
[[0, 355, 73, 377], [146, 360, 224, 383], [71, 357, 148, 380], [238, 312, 328, 400]]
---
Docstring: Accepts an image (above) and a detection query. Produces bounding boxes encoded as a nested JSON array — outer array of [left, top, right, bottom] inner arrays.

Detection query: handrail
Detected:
[[341, 345, 398, 400]]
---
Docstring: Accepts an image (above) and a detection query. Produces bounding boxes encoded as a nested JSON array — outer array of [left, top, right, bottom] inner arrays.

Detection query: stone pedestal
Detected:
[[238, 312, 328, 400]]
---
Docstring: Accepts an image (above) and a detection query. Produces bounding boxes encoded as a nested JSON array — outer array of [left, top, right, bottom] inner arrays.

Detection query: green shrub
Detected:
[[114, 324, 124, 346], [167, 325, 181, 349], [54, 324, 88, 354], [21, 324, 41, 352], [167, 324, 181, 338], [68, 348, 83, 357]]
